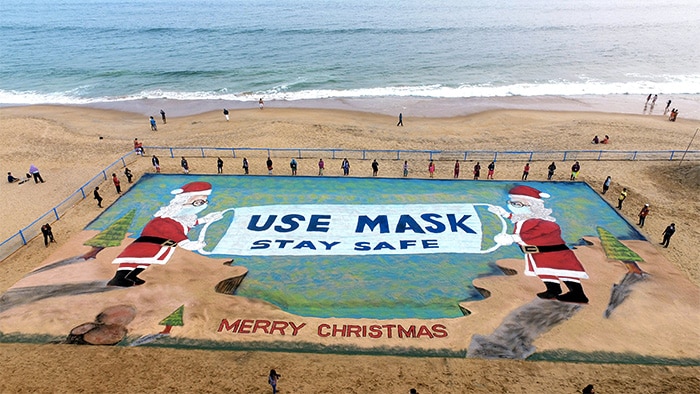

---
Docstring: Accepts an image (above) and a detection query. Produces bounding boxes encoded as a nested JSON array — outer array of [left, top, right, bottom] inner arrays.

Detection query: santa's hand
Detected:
[[494, 233, 514, 246], [488, 205, 510, 218], [178, 239, 207, 251], [199, 211, 225, 224]]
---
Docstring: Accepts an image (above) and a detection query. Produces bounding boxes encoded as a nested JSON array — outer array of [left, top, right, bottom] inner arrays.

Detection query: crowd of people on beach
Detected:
[[644, 93, 680, 121]]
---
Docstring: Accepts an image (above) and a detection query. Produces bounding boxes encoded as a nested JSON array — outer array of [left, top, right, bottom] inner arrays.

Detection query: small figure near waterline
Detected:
[[149, 116, 157, 131], [223, 108, 229, 121], [160, 109, 166, 124], [259, 98, 264, 110], [397, 112, 403, 126]]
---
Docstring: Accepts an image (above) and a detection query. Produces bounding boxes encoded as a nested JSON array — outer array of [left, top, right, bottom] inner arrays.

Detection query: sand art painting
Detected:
[[0, 174, 697, 363]]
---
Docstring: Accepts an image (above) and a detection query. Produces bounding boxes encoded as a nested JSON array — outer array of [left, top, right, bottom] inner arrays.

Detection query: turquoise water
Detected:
[[88, 175, 643, 319], [1, 0, 699, 104]]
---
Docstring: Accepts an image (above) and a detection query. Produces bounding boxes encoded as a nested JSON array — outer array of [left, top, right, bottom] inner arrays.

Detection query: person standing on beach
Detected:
[[29, 164, 44, 183], [268, 369, 281, 394], [570, 161, 580, 181], [664, 99, 672, 115], [134, 138, 144, 156], [371, 159, 379, 176], [93, 187, 103, 208], [267, 157, 273, 175], [290, 158, 298, 176], [645, 94, 652, 104], [453, 160, 460, 178], [547, 162, 556, 180], [181, 157, 189, 174], [660, 223, 675, 248], [473, 162, 481, 180], [124, 167, 133, 183], [318, 158, 325, 175], [428, 160, 435, 178], [160, 109, 166, 124], [242, 157, 249, 174], [216, 157, 224, 174], [522, 163, 530, 181], [342, 158, 350, 175], [152, 155, 161, 173], [397, 113, 403, 126], [41, 223, 55, 247], [617, 188, 627, 209], [223, 108, 229, 121], [487, 161, 495, 179], [602, 176, 611, 194], [112, 173, 121, 194], [652, 94, 658, 105], [259, 98, 264, 110], [403, 160, 409, 177], [638, 204, 650, 227], [150, 116, 157, 131]]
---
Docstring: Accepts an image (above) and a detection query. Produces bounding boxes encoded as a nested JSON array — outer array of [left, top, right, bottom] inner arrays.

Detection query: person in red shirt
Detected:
[[112, 173, 121, 194]]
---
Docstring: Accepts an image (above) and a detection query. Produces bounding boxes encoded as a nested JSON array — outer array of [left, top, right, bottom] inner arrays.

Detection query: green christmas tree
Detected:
[[80, 209, 136, 260], [597, 227, 644, 262], [159, 305, 185, 334]]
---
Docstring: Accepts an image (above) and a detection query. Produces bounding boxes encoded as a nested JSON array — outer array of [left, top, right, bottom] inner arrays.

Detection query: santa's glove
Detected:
[[178, 239, 207, 251], [488, 205, 510, 218], [494, 233, 515, 246], [199, 211, 225, 224]]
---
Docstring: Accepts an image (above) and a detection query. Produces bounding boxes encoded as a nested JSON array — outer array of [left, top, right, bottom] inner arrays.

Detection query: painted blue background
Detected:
[[87, 174, 644, 319]]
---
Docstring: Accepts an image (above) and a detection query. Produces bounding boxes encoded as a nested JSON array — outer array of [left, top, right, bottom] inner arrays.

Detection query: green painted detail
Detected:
[[83, 209, 136, 248], [159, 305, 185, 327], [597, 227, 644, 262]]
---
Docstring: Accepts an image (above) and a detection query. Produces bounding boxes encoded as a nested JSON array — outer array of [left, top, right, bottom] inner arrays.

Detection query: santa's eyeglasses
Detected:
[[507, 200, 530, 208], [185, 199, 208, 207]]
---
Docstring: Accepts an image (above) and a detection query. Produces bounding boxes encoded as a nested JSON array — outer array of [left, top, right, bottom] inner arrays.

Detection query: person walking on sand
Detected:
[[487, 161, 495, 179], [124, 167, 133, 183], [223, 108, 229, 121], [372, 159, 379, 176], [473, 162, 481, 180], [268, 369, 281, 394], [94, 187, 103, 208], [150, 116, 157, 131], [645, 94, 652, 104], [617, 188, 627, 209], [664, 99, 672, 115], [570, 161, 580, 180], [403, 160, 409, 177], [522, 162, 530, 181], [160, 109, 166, 124], [29, 164, 44, 183], [318, 158, 325, 175], [428, 160, 435, 178], [660, 223, 675, 248], [152, 155, 161, 173], [41, 223, 55, 247], [181, 157, 189, 174], [547, 162, 556, 180], [242, 157, 249, 174], [602, 176, 611, 194], [638, 204, 650, 227], [217, 157, 224, 174], [453, 160, 460, 178], [267, 157, 273, 175], [112, 173, 121, 194], [397, 112, 403, 126], [652, 94, 658, 105], [259, 98, 264, 110]]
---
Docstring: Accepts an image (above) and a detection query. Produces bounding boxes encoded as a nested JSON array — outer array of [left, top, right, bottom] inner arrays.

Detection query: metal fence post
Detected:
[[19, 230, 26, 245], [169, 148, 174, 158], [53, 208, 59, 220], [201, 148, 205, 157]]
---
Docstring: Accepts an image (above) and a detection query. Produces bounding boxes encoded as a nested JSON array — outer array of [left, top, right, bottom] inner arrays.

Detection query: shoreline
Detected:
[[3, 94, 699, 120]]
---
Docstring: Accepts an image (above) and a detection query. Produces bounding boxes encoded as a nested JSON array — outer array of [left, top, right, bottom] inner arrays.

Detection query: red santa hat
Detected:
[[508, 185, 550, 200], [171, 182, 212, 196]]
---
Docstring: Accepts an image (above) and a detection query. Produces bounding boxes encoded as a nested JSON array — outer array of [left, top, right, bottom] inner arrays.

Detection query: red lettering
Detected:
[[270, 321, 289, 335], [368, 325, 383, 338], [331, 324, 347, 337], [432, 324, 448, 338], [416, 325, 434, 338], [318, 324, 330, 337], [346, 325, 362, 338], [397, 324, 416, 338], [238, 319, 254, 334], [289, 322, 306, 336], [252, 320, 271, 334], [218, 319, 241, 332], [382, 324, 396, 338]]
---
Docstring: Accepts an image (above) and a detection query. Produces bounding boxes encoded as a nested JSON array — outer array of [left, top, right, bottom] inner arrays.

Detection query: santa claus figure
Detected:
[[488, 185, 589, 303], [107, 181, 223, 287]]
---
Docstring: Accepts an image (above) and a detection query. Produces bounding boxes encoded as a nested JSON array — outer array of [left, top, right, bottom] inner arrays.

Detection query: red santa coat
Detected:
[[514, 218, 588, 279], [112, 217, 193, 266]]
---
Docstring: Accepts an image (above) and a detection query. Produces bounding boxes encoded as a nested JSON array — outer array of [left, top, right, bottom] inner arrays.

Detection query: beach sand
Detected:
[[0, 103, 699, 393]]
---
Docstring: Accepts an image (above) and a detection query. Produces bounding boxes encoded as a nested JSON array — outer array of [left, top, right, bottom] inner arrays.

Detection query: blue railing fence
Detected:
[[1, 146, 698, 263]]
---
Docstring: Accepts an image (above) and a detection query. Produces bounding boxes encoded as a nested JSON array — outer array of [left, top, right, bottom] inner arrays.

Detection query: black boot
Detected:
[[537, 282, 562, 299], [107, 270, 135, 287], [125, 268, 146, 285], [556, 281, 589, 304]]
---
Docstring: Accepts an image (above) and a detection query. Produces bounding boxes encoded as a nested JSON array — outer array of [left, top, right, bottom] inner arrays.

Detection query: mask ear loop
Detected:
[[472, 204, 509, 254], [195, 208, 236, 255]]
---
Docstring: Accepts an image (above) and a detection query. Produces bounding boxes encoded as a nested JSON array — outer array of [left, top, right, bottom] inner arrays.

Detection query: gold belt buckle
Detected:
[[523, 245, 539, 253], [162, 240, 178, 247]]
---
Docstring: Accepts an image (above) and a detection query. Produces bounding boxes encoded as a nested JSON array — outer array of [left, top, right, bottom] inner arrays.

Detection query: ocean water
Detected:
[[1, 0, 699, 105]]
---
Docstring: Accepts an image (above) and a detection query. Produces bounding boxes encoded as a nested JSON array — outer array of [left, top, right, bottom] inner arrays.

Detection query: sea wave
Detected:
[[1, 78, 699, 105]]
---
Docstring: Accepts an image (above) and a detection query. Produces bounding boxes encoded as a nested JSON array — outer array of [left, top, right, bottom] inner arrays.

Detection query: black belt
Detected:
[[134, 236, 178, 247], [520, 244, 569, 254]]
